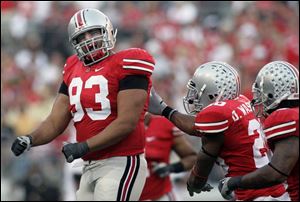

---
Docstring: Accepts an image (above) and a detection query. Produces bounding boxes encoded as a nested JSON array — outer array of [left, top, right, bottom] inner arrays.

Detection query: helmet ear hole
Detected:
[[208, 94, 215, 100], [268, 93, 273, 98]]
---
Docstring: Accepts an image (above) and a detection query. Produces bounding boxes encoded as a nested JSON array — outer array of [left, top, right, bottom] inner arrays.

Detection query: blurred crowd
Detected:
[[1, 1, 299, 201]]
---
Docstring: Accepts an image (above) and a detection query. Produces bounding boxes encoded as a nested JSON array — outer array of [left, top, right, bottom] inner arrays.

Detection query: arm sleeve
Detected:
[[58, 81, 69, 96], [119, 75, 149, 91]]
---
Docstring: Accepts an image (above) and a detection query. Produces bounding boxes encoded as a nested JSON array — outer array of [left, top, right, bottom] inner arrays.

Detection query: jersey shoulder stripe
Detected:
[[266, 128, 297, 139], [197, 126, 229, 133], [195, 105, 231, 134], [264, 108, 298, 142], [119, 48, 155, 75], [264, 121, 297, 139], [123, 59, 154, 73], [195, 120, 229, 127], [264, 121, 296, 133]]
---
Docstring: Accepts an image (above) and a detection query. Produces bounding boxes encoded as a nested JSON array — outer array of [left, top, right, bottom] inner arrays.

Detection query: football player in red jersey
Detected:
[[218, 61, 299, 201], [148, 61, 290, 201], [140, 113, 198, 201], [11, 8, 154, 201]]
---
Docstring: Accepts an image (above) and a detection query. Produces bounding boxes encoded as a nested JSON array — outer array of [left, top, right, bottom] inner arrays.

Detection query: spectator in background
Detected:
[[140, 113, 198, 201], [219, 61, 299, 201]]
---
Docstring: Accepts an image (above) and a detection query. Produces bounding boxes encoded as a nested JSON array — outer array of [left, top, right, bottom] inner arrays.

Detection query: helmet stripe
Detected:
[[80, 9, 86, 26], [74, 11, 79, 28], [76, 10, 85, 28]]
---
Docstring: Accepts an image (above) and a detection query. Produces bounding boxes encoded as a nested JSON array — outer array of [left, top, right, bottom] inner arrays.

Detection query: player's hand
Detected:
[[62, 142, 90, 163], [187, 181, 213, 197], [149, 87, 177, 120], [152, 162, 171, 178], [187, 168, 213, 197], [218, 177, 236, 200], [148, 87, 168, 115], [11, 135, 32, 156]]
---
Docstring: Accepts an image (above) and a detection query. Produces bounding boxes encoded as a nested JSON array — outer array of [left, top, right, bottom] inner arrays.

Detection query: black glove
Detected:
[[152, 162, 184, 178], [218, 176, 242, 200], [62, 142, 90, 163], [187, 181, 213, 197], [11, 135, 33, 156], [152, 162, 170, 178]]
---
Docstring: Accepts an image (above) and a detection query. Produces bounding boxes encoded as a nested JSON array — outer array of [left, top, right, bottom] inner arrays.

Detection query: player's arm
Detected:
[[187, 133, 224, 196], [149, 87, 196, 135], [86, 76, 148, 152], [172, 135, 197, 170], [225, 136, 299, 190], [31, 94, 72, 145], [170, 112, 196, 136], [87, 87, 147, 151], [11, 93, 72, 156], [152, 134, 197, 178]]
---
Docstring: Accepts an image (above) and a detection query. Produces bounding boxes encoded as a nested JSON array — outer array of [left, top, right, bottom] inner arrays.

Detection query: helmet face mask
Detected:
[[183, 80, 204, 115], [68, 8, 117, 66], [73, 28, 109, 63], [183, 61, 241, 115], [251, 61, 299, 117], [251, 83, 268, 117]]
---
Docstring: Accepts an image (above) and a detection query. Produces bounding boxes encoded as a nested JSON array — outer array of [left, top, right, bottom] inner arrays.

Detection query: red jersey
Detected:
[[140, 116, 183, 200], [263, 107, 299, 201], [194, 95, 286, 201], [62, 48, 154, 161]]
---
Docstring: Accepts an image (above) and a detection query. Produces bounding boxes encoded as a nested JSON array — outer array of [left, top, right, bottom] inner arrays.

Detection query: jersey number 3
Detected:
[[69, 76, 111, 122]]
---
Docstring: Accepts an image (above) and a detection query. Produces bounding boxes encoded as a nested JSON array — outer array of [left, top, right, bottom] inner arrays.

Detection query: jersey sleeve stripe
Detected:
[[123, 59, 155, 68], [123, 66, 153, 73], [197, 126, 229, 133], [195, 120, 228, 127], [266, 128, 297, 139], [264, 121, 296, 133]]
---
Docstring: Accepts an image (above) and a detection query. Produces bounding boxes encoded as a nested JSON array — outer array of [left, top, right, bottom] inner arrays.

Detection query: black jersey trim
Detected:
[[119, 75, 148, 91], [58, 81, 69, 96]]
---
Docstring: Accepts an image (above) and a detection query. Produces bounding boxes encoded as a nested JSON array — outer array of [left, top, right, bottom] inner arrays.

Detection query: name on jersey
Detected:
[[232, 102, 252, 122]]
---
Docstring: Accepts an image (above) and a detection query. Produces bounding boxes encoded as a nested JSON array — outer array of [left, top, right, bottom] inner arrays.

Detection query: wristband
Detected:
[[162, 106, 178, 120], [78, 142, 90, 155], [26, 135, 33, 145], [169, 162, 185, 173]]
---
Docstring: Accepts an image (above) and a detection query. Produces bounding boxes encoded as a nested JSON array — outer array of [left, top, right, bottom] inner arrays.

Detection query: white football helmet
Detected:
[[251, 61, 299, 117], [68, 8, 117, 66], [183, 61, 241, 115]]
